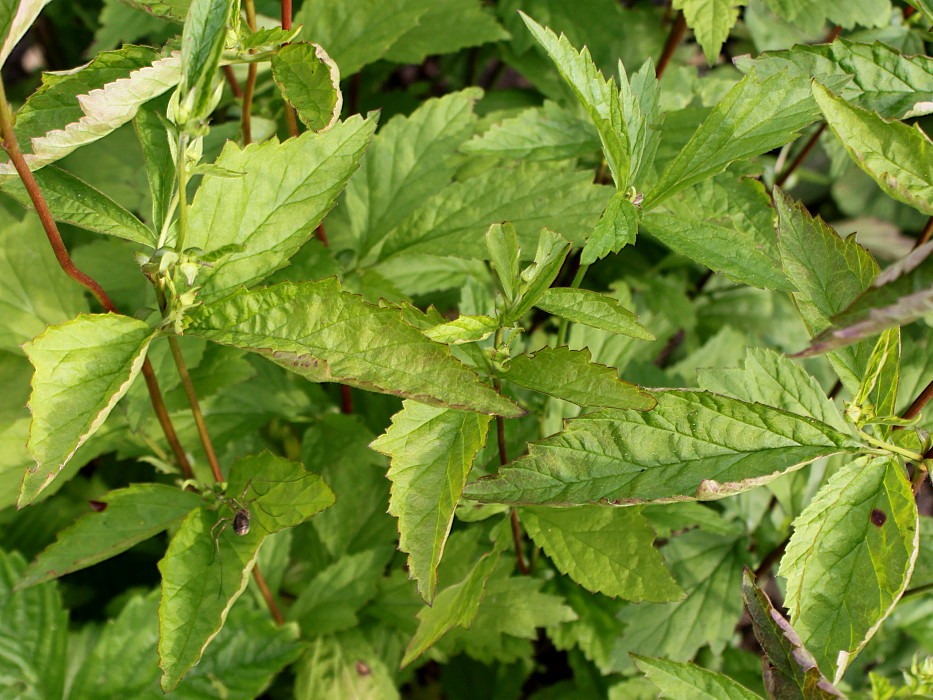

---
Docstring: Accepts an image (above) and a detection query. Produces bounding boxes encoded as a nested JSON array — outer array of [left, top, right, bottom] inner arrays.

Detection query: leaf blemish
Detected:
[[870, 509, 886, 526]]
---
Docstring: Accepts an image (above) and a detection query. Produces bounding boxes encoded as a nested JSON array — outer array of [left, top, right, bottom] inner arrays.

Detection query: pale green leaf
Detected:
[[461, 100, 599, 162], [813, 81, 933, 216], [239, 25, 302, 51], [271, 42, 342, 132], [520, 12, 629, 189], [383, 0, 508, 64], [176, 0, 231, 124], [535, 287, 655, 340], [425, 315, 498, 344], [853, 327, 900, 426], [501, 346, 656, 410], [0, 0, 52, 68], [645, 70, 818, 209], [741, 569, 845, 700], [633, 655, 762, 700], [779, 457, 919, 681], [331, 89, 482, 262], [1, 166, 156, 245], [293, 0, 430, 75], [486, 221, 520, 302], [762, 0, 891, 31], [371, 401, 491, 602], [618, 58, 662, 187], [0, 550, 67, 700], [135, 97, 175, 234], [158, 452, 333, 690], [186, 279, 523, 417], [18, 484, 201, 588], [401, 550, 499, 667], [521, 505, 682, 602], [581, 191, 638, 265], [185, 116, 376, 301], [294, 630, 400, 700], [674, 0, 743, 65], [548, 578, 624, 673], [736, 38, 933, 119], [120, 0, 191, 22], [0, 211, 87, 355], [774, 187, 879, 393], [22, 314, 155, 506], [505, 228, 571, 322], [378, 163, 611, 261], [464, 391, 860, 506]]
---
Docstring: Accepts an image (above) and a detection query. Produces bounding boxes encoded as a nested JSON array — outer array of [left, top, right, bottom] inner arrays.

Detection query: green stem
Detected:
[[856, 427, 925, 463], [175, 133, 190, 253]]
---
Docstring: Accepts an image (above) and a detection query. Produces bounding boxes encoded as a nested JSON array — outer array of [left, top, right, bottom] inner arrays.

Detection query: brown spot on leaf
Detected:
[[355, 661, 371, 676], [870, 509, 886, 527], [88, 500, 107, 512]]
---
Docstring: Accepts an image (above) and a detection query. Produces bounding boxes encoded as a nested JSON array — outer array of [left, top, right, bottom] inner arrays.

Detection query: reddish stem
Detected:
[[775, 123, 825, 188], [340, 385, 353, 414], [252, 566, 285, 624], [656, 12, 686, 79], [281, 0, 292, 30], [916, 217, 933, 249], [222, 66, 243, 99]]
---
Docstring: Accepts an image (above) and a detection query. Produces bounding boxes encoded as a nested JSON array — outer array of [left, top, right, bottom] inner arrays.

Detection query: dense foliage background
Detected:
[[5, 0, 933, 698]]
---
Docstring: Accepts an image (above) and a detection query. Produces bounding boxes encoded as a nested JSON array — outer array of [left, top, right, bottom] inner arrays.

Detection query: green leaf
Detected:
[[293, 630, 400, 700], [520, 12, 629, 189], [644, 70, 818, 209], [633, 655, 763, 700], [761, 0, 889, 29], [293, 0, 430, 75], [0, 211, 87, 355], [22, 314, 155, 506], [501, 346, 656, 410], [186, 279, 522, 417], [774, 187, 879, 393], [378, 163, 611, 261], [619, 58, 662, 187], [332, 89, 481, 262], [371, 401, 491, 602], [853, 327, 900, 426], [158, 452, 333, 690], [0, 0, 52, 69], [135, 96, 176, 235], [425, 315, 498, 344], [175, 0, 232, 125], [581, 192, 638, 265], [383, 0, 508, 64], [464, 391, 860, 506], [505, 228, 571, 323], [535, 287, 655, 340], [486, 221, 520, 302], [461, 101, 600, 162], [0, 549, 67, 700], [185, 115, 375, 300], [271, 42, 342, 132], [779, 457, 919, 681], [741, 569, 846, 699], [401, 549, 500, 667], [673, 0, 742, 65], [813, 81, 933, 216], [18, 484, 201, 588], [697, 347, 849, 432], [120, 0, 191, 22], [736, 38, 933, 119], [1, 165, 156, 245], [521, 505, 682, 602]]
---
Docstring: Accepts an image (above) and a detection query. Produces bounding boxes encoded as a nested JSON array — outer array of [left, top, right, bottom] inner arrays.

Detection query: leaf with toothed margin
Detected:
[[741, 569, 845, 698], [370, 401, 491, 602], [271, 42, 343, 132], [534, 287, 655, 340], [21, 314, 156, 506], [632, 654, 763, 699], [779, 457, 919, 683], [463, 391, 860, 506], [185, 280, 523, 417]]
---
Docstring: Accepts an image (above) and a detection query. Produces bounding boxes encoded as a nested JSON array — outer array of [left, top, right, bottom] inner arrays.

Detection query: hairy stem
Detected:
[[0, 79, 194, 479]]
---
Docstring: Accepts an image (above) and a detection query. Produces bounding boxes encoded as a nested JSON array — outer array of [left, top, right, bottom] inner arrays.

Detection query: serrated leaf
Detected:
[[158, 452, 333, 690], [644, 70, 818, 209], [520, 12, 629, 189], [619, 58, 662, 187], [120, 0, 191, 22], [401, 549, 500, 667], [633, 655, 763, 700], [741, 569, 846, 699], [18, 484, 201, 588], [775, 187, 879, 393], [0, 0, 52, 69], [0, 549, 67, 700], [813, 81, 933, 216], [378, 163, 611, 261], [674, 0, 742, 65], [22, 314, 155, 506], [186, 279, 522, 417], [462, 101, 600, 162], [506, 228, 571, 322], [271, 42, 342, 132], [853, 327, 900, 428], [384, 0, 508, 64], [425, 315, 498, 344], [521, 505, 682, 602], [501, 346, 655, 410], [239, 25, 302, 51], [293, 630, 400, 700], [535, 287, 655, 340], [736, 38, 933, 119], [581, 192, 638, 265], [464, 391, 860, 506], [762, 0, 889, 29], [1, 165, 156, 245], [184, 115, 376, 301], [0, 211, 87, 355], [779, 457, 919, 681], [370, 402, 490, 602]]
